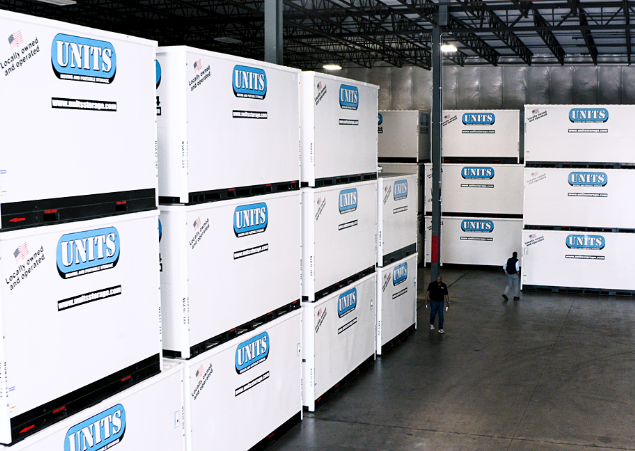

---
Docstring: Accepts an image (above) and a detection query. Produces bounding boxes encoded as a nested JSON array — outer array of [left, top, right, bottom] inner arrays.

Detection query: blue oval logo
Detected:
[[57, 227, 120, 279], [233, 65, 267, 100], [393, 262, 408, 285], [339, 188, 358, 214], [234, 202, 268, 237], [338, 288, 357, 318], [378, 113, 383, 125], [235, 332, 270, 374], [339, 84, 359, 110], [568, 172, 607, 186], [155, 59, 161, 88], [566, 234, 605, 250], [393, 180, 408, 200], [461, 220, 494, 232], [462, 113, 495, 125], [158, 219, 163, 242], [64, 404, 126, 451], [51, 34, 116, 84], [569, 108, 609, 123], [461, 167, 495, 180]]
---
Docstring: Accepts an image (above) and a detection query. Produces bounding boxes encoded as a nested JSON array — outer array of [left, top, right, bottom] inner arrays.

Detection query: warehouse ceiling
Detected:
[[0, 0, 632, 69]]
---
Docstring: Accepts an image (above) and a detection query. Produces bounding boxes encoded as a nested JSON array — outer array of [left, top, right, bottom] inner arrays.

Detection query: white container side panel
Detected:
[[378, 162, 424, 214], [160, 191, 301, 357], [301, 182, 377, 300], [156, 47, 300, 202], [300, 72, 378, 185], [424, 215, 431, 264], [521, 230, 635, 291], [0, 10, 157, 209], [377, 174, 418, 265], [424, 164, 431, 214], [3, 361, 185, 451], [184, 310, 301, 451], [0, 211, 161, 442], [442, 110, 519, 159], [441, 217, 522, 266], [523, 168, 635, 229], [525, 105, 635, 164], [417, 214, 424, 265], [440, 164, 524, 215], [377, 110, 430, 161], [302, 274, 376, 411], [376, 255, 417, 355]]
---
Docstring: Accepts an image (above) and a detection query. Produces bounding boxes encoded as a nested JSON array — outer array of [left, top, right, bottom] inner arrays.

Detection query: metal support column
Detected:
[[265, 0, 283, 64], [430, 10, 445, 282]]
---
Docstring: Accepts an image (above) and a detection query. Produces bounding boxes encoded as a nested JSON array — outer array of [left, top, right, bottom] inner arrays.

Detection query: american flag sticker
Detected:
[[8, 31, 23, 50], [317, 81, 322, 90], [532, 109, 539, 114], [195, 365, 204, 381], [318, 308, 323, 317], [14, 242, 28, 263], [193, 217, 202, 230], [317, 197, 323, 206], [529, 234, 536, 239], [193, 59, 202, 72], [444, 114, 451, 120]]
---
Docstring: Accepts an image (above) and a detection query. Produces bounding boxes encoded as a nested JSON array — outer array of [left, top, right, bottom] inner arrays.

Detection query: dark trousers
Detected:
[[430, 300, 444, 329]]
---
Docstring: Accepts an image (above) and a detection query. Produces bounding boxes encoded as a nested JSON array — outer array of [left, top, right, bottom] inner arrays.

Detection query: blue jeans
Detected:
[[430, 301, 444, 329], [504, 273, 519, 298]]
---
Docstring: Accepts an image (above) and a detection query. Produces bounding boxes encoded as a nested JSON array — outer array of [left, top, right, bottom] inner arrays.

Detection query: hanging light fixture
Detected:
[[323, 64, 342, 70]]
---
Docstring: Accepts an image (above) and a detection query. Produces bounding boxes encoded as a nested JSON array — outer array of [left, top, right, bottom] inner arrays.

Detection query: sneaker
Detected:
[[502, 294, 508, 301], [513, 297, 520, 301], [438, 329, 444, 334], [429, 324, 435, 330]]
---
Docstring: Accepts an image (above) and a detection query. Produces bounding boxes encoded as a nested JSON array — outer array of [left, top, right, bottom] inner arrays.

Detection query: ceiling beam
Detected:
[[579, 11, 599, 64], [533, 8, 566, 64]]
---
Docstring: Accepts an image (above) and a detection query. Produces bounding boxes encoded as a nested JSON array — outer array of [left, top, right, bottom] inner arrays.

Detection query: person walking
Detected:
[[425, 275, 450, 334], [502, 251, 520, 301]]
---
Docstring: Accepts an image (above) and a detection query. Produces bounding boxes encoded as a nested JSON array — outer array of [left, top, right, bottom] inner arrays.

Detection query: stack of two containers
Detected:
[[156, 48, 304, 450], [0, 10, 185, 451], [522, 105, 635, 293], [424, 110, 523, 266]]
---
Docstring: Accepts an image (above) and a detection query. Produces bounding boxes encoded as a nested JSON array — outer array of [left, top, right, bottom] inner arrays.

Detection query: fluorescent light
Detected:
[[323, 64, 342, 70], [441, 44, 458, 53], [35, 0, 76, 5]]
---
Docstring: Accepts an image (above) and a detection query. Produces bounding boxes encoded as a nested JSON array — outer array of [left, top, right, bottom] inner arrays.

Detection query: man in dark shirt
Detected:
[[425, 275, 450, 334]]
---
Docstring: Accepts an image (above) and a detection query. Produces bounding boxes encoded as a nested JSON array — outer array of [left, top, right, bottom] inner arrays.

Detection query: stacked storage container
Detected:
[[522, 105, 635, 293], [156, 47, 302, 449], [300, 73, 378, 411], [0, 10, 168, 447], [377, 110, 430, 264], [422, 110, 522, 266]]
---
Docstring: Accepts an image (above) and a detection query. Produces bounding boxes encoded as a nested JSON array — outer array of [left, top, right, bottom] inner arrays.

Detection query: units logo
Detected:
[[569, 108, 609, 123], [568, 172, 607, 186], [338, 287, 357, 317], [461, 220, 494, 232], [393, 262, 408, 285], [235, 332, 269, 374], [64, 404, 125, 451], [233, 65, 267, 99], [339, 188, 358, 214], [461, 167, 495, 179], [566, 234, 605, 250], [339, 84, 359, 110], [52, 34, 116, 84], [378, 113, 383, 125], [393, 180, 408, 200], [155, 59, 161, 88], [234, 202, 268, 237], [462, 113, 495, 125], [57, 227, 119, 279]]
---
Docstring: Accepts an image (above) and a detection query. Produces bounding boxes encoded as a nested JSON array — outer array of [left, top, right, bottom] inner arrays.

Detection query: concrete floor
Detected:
[[268, 267, 635, 451]]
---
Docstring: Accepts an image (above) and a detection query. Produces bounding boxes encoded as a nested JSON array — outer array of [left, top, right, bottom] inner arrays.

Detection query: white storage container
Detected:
[[376, 255, 417, 355], [159, 191, 301, 359], [3, 360, 185, 451], [377, 173, 418, 266], [378, 110, 430, 162], [525, 105, 635, 164], [524, 167, 635, 229], [302, 181, 377, 302], [430, 164, 523, 215], [300, 72, 378, 186], [442, 110, 519, 161], [418, 214, 425, 265], [156, 46, 300, 204], [302, 273, 376, 411], [441, 216, 522, 266], [378, 162, 425, 214], [0, 211, 161, 444], [182, 310, 301, 451], [424, 215, 432, 265], [521, 229, 635, 291], [0, 10, 157, 231]]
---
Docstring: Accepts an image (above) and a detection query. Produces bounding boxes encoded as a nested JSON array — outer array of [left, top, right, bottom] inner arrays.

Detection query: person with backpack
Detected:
[[502, 251, 520, 301]]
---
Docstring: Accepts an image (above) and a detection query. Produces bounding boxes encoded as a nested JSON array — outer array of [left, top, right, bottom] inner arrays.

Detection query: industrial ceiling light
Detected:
[[35, 0, 77, 5], [323, 64, 342, 70], [441, 44, 458, 53]]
